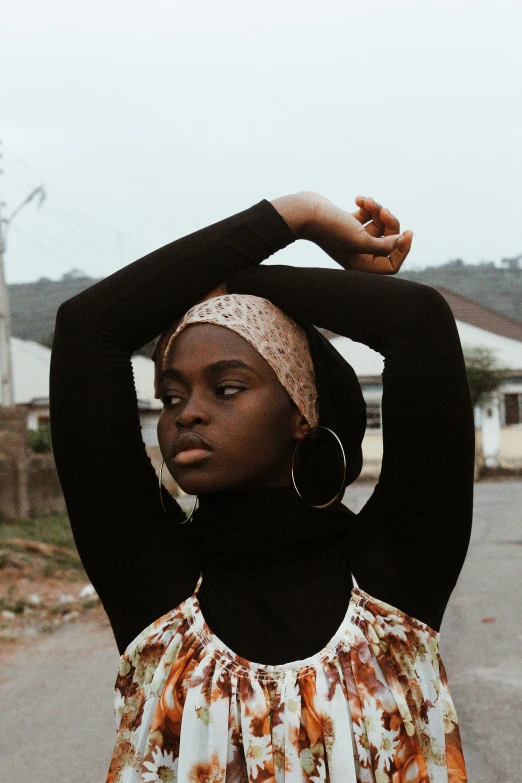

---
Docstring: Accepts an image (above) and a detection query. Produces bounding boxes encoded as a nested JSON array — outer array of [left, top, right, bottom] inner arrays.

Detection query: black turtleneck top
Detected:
[[50, 199, 475, 660]]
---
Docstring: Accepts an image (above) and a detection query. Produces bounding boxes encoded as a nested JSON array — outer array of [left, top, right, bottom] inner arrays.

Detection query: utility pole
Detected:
[[0, 141, 15, 406], [0, 141, 46, 406]]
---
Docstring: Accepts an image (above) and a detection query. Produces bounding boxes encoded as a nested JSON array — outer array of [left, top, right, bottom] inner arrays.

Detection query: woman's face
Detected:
[[157, 323, 309, 495]]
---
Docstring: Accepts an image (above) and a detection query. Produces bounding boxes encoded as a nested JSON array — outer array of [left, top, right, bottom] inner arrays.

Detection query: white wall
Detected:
[[140, 411, 161, 447]]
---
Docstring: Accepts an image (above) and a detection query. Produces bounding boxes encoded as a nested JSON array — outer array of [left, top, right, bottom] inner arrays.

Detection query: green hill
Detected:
[[8, 261, 522, 351], [398, 260, 522, 323], [8, 274, 99, 347]]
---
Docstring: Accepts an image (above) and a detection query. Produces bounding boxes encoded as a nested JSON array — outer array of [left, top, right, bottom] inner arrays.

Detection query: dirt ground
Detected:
[[0, 536, 105, 666]]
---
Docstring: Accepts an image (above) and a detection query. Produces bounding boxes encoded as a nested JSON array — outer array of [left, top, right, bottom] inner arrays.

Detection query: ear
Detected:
[[292, 411, 311, 441]]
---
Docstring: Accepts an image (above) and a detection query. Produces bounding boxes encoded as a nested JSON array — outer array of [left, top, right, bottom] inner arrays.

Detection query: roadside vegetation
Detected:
[[0, 513, 102, 650]]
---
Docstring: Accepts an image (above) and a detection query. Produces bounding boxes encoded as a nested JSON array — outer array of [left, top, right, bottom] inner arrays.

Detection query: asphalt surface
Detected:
[[345, 480, 522, 783], [0, 480, 520, 782]]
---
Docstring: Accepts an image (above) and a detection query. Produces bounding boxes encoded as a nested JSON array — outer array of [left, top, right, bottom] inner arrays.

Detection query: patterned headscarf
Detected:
[[155, 293, 319, 427]]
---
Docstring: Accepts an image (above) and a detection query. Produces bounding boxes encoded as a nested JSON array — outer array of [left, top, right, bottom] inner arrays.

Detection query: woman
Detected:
[[50, 191, 474, 782]]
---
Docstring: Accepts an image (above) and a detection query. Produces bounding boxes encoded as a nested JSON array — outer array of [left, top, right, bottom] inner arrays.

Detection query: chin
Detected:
[[174, 469, 237, 496], [175, 468, 260, 497]]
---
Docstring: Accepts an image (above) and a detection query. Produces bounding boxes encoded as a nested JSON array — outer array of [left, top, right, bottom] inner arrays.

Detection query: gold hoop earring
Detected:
[[159, 460, 198, 524], [291, 426, 347, 509]]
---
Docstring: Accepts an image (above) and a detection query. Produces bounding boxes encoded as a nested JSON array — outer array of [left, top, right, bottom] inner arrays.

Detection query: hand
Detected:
[[304, 193, 413, 275]]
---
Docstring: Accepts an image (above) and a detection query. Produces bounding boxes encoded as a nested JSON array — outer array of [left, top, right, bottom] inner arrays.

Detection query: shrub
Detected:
[[464, 347, 508, 408], [27, 424, 53, 454]]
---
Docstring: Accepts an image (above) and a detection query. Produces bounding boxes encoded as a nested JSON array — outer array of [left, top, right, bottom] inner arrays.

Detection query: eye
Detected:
[[161, 393, 183, 409], [216, 385, 245, 398]]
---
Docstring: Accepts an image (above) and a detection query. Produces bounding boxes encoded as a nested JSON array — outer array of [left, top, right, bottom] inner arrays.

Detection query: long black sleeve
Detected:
[[51, 199, 475, 656], [50, 200, 296, 648], [227, 265, 475, 621]]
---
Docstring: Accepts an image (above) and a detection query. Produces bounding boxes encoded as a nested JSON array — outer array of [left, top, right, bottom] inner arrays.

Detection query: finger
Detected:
[[353, 196, 374, 224], [353, 207, 374, 224], [381, 207, 400, 236], [388, 230, 414, 270], [350, 226, 413, 274], [372, 213, 385, 234], [364, 208, 385, 234], [354, 228, 402, 255], [362, 197, 388, 232], [357, 197, 402, 243], [363, 220, 385, 238], [363, 197, 383, 214], [362, 197, 398, 227]]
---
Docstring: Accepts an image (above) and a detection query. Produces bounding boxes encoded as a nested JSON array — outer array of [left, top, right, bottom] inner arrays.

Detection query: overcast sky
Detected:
[[2, 0, 521, 284]]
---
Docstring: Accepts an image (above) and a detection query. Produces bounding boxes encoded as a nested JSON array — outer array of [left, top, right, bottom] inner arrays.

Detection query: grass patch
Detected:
[[0, 513, 76, 551], [82, 597, 100, 610], [0, 513, 87, 579], [47, 554, 85, 572], [0, 597, 28, 614], [42, 559, 86, 578]]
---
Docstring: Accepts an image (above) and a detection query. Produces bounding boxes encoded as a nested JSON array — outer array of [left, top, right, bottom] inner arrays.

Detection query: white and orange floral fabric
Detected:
[[107, 577, 467, 783]]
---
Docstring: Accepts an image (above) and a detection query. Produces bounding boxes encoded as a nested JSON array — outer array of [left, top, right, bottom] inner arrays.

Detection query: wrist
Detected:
[[269, 191, 319, 240]]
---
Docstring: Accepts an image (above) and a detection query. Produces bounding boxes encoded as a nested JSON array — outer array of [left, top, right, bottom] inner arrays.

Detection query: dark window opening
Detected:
[[366, 401, 382, 430], [504, 393, 522, 426]]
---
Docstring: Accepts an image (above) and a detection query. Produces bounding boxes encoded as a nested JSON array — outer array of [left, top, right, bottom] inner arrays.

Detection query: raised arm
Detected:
[[49, 198, 298, 649], [227, 196, 475, 628]]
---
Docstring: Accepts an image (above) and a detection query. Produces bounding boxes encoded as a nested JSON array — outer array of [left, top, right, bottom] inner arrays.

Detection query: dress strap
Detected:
[[194, 573, 203, 595]]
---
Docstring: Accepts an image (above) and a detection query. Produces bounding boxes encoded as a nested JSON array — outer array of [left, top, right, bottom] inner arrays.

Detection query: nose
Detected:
[[176, 392, 210, 428]]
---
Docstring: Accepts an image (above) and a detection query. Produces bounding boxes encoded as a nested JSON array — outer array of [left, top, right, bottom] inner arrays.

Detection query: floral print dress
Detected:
[[107, 576, 467, 783]]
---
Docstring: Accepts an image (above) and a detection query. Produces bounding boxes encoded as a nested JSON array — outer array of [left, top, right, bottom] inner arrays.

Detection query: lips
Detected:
[[172, 433, 213, 466]]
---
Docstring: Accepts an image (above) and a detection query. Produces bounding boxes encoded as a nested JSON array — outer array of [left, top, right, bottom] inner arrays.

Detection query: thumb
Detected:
[[360, 233, 402, 255]]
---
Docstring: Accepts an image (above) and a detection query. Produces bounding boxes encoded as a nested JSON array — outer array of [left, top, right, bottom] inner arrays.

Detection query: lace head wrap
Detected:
[[157, 294, 319, 427]]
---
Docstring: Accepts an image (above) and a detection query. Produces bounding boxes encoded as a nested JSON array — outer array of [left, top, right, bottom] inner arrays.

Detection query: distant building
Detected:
[[5, 339, 168, 513], [10, 336, 161, 433]]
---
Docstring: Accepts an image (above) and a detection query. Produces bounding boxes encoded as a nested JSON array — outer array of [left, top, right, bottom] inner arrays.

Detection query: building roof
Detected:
[[11, 338, 161, 408], [433, 286, 522, 343]]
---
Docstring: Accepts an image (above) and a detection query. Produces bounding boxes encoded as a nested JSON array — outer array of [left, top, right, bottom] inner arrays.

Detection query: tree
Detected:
[[40, 331, 54, 349], [27, 424, 53, 454], [501, 255, 522, 272], [463, 347, 508, 408], [61, 268, 88, 281], [447, 258, 465, 269]]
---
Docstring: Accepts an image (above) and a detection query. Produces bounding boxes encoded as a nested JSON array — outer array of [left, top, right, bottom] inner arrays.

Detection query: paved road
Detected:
[[345, 480, 522, 783], [0, 480, 520, 782], [0, 618, 118, 782]]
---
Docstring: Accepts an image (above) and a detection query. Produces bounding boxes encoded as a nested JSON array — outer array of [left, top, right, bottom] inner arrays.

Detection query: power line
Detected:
[[3, 168, 36, 196], [2, 143, 146, 280], [13, 213, 105, 268], [3, 152, 127, 270], [3, 143, 122, 238], [4, 169, 122, 272], [40, 201, 119, 255], [4, 161, 119, 251], [9, 223, 84, 272]]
